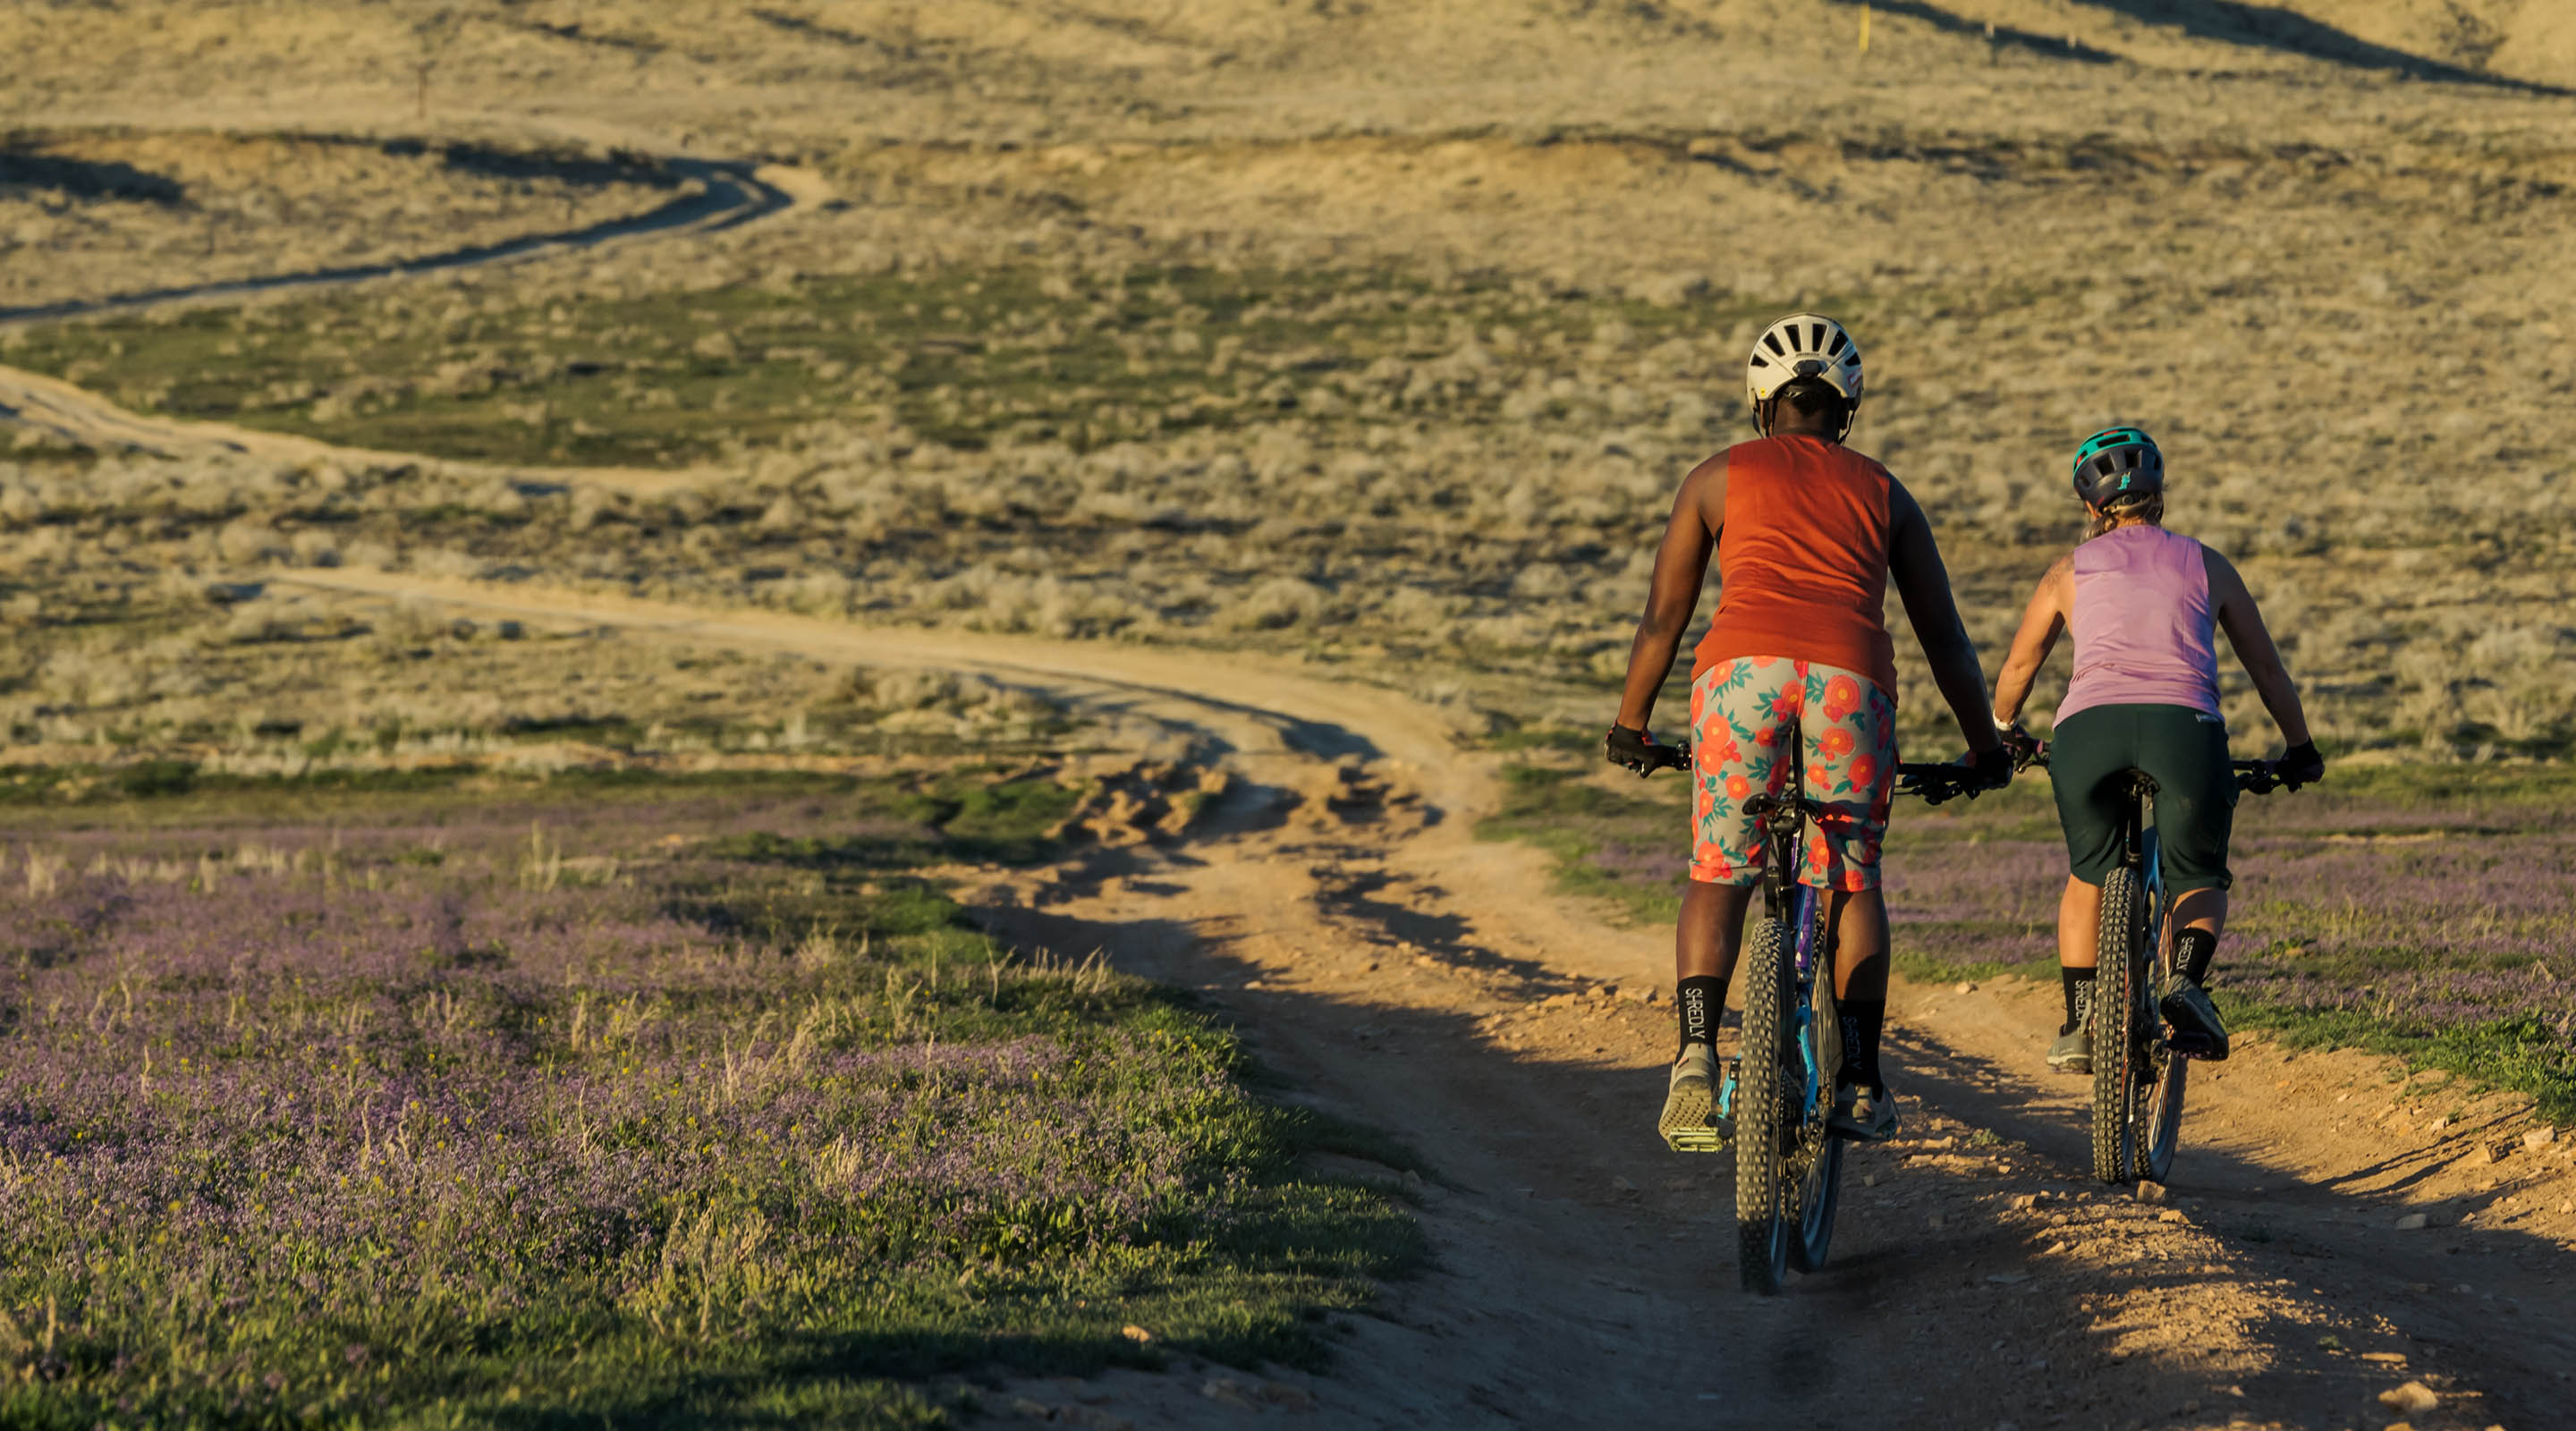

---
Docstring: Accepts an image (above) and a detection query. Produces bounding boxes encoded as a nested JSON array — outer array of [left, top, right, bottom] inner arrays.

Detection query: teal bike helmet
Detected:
[[2071, 426, 2164, 507]]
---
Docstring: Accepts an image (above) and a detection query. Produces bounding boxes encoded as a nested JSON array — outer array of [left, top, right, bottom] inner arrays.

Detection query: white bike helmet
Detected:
[[1745, 312, 1864, 438]]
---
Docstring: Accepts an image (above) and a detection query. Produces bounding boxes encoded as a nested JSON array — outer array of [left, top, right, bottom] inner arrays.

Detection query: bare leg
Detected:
[[2057, 875, 2103, 970], [1676, 877, 1755, 984], [1830, 886, 1894, 1098], [1827, 887, 1889, 1000], [2170, 886, 2228, 942]]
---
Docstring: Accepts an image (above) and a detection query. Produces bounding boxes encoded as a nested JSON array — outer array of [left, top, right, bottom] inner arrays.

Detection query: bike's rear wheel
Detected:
[[1789, 1132, 1843, 1274], [2138, 925, 2190, 1183], [2139, 1039, 2188, 1183], [2089, 866, 2147, 1185], [1734, 917, 1794, 1295]]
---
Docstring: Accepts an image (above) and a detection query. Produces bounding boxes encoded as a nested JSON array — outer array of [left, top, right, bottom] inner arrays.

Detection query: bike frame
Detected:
[[2128, 774, 2172, 1033], [2099, 759, 2285, 1184], [1744, 812, 1838, 1127]]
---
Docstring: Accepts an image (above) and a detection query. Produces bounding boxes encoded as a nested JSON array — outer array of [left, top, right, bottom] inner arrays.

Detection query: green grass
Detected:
[[1474, 763, 1691, 926], [1474, 758, 2576, 1119], [0, 263, 1800, 465], [0, 765, 1427, 1427], [2217, 1002, 2576, 1122]]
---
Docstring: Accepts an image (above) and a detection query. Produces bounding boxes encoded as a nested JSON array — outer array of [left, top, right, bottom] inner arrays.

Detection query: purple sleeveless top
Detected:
[[2057, 525, 2223, 724]]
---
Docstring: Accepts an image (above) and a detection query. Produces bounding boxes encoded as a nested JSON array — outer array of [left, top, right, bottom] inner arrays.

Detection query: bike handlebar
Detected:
[[2003, 741, 2307, 795], [1621, 739, 2307, 796], [2231, 758, 2293, 795], [1893, 763, 1996, 807], [1610, 738, 1693, 777]]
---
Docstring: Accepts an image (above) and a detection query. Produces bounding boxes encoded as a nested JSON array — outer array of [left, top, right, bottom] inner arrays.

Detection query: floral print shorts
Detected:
[[1689, 656, 1898, 891]]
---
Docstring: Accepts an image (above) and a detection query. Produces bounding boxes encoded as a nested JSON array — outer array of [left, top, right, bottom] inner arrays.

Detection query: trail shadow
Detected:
[[979, 661, 1383, 766], [1829, 0, 2565, 93], [959, 864, 2576, 1427], [387, 137, 677, 191], [1306, 859, 1569, 989], [0, 147, 187, 205], [2083, 0, 2564, 90], [0, 157, 791, 327], [750, 7, 894, 53], [1826, 0, 2121, 64], [1885, 1020, 2576, 1405], [503, 17, 665, 54]]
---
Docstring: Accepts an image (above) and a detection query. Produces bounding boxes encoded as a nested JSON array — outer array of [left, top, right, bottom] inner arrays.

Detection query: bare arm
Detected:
[[1613, 452, 1724, 731], [2205, 546, 2311, 747], [1886, 477, 2002, 755], [1991, 555, 2073, 726]]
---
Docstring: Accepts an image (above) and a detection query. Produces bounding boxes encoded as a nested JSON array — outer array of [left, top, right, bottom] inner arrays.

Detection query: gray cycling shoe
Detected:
[[2159, 975, 2231, 1061], [2046, 1026, 2092, 1074], [1829, 1082, 1900, 1141], [1659, 1044, 1732, 1152]]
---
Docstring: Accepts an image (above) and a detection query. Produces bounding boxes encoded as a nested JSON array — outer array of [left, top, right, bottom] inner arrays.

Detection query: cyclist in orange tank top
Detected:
[[1605, 313, 2010, 1148]]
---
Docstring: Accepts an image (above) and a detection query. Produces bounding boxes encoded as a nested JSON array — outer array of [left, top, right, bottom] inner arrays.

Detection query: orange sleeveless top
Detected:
[[1690, 435, 1900, 701]]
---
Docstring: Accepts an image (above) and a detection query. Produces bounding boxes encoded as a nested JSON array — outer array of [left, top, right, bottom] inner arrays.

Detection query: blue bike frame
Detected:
[[1717, 849, 1832, 1125]]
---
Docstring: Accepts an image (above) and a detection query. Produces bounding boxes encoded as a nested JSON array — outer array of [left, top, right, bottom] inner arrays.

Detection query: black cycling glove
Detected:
[[1997, 722, 2041, 769], [1970, 745, 2015, 792], [1606, 724, 1667, 775], [2277, 740, 2325, 789]]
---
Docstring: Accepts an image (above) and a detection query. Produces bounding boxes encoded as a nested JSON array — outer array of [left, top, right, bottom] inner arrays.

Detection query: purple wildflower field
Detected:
[[1885, 783, 2576, 1056], [0, 776, 1415, 1428], [1505, 763, 2576, 1116]]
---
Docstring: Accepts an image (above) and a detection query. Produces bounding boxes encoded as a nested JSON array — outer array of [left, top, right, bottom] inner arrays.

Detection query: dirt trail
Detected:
[[274, 567, 2576, 1431], [0, 156, 801, 329], [0, 130, 816, 490]]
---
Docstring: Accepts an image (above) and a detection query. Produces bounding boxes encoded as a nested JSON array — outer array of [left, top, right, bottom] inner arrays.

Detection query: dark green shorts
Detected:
[[2049, 704, 2236, 893]]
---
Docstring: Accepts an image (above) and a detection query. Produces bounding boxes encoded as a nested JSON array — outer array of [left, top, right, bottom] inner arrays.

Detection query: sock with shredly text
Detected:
[[1675, 975, 1726, 1057], [1837, 999, 1886, 1094], [2060, 965, 2097, 1035], [2175, 927, 2219, 986]]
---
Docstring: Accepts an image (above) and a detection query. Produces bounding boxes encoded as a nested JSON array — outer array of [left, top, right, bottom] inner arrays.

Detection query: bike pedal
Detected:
[[1663, 1123, 1733, 1154]]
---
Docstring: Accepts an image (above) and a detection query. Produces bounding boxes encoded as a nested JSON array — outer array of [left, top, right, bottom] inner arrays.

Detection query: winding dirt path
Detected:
[[270, 567, 2576, 1431], [0, 156, 801, 329], [0, 131, 818, 487]]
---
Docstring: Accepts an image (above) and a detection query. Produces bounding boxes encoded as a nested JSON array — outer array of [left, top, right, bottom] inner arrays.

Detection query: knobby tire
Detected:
[[2090, 866, 2146, 1185], [1790, 926, 1842, 1274], [1734, 917, 1793, 1295]]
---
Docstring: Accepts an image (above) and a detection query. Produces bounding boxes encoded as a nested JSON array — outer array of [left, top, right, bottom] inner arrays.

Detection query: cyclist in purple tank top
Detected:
[[1987, 428, 2324, 1071]]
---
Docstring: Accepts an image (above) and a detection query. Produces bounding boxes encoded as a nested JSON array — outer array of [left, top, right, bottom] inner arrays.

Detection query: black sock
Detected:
[[2060, 965, 2097, 1036], [2176, 927, 2219, 985], [1837, 999, 1885, 1093], [1676, 975, 1726, 1056]]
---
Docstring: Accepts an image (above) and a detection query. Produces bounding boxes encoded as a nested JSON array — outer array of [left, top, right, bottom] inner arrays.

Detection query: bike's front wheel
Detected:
[[1733, 916, 1795, 1295], [2090, 866, 2148, 1185]]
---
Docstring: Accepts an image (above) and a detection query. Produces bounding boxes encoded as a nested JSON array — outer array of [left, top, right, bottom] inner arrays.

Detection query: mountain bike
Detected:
[[1990, 744, 2297, 1185], [2088, 754, 2293, 1184], [1643, 733, 2004, 1293]]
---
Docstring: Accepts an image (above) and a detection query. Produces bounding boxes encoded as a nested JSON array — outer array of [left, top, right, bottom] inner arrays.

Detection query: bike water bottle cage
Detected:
[[2071, 426, 2164, 506]]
